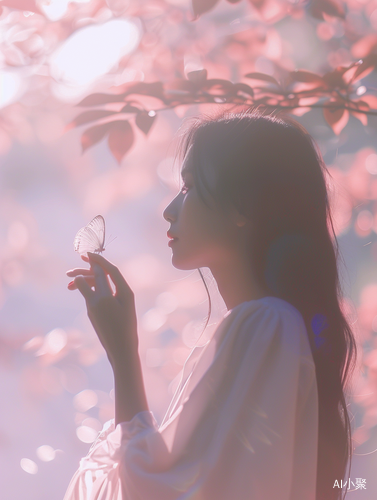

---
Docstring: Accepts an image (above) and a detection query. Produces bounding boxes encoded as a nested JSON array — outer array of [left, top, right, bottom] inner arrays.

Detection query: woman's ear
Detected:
[[236, 219, 247, 227], [229, 205, 248, 227]]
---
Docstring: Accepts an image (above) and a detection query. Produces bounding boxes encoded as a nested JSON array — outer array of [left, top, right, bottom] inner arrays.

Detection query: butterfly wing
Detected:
[[86, 215, 105, 250], [74, 215, 106, 256]]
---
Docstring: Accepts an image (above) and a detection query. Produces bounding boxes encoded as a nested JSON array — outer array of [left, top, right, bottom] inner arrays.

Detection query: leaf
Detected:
[[233, 82, 254, 98], [244, 72, 280, 86], [362, 95, 377, 109], [289, 70, 325, 85], [166, 80, 197, 93], [323, 104, 349, 135], [202, 78, 235, 94], [351, 34, 377, 60], [350, 111, 368, 126], [77, 93, 125, 107], [68, 110, 118, 130], [342, 63, 362, 85], [78, 84, 167, 108], [298, 96, 321, 106], [108, 121, 134, 164], [290, 107, 312, 117], [135, 111, 157, 135], [120, 103, 141, 114], [81, 122, 114, 152], [187, 69, 208, 85], [309, 0, 345, 20], [322, 67, 348, 90], [352, 55, 377, 83], [348, 100, 369, 126], [122, 82, 166, 101], [248, 0, 264, 8], [192, 0, 219, 18]]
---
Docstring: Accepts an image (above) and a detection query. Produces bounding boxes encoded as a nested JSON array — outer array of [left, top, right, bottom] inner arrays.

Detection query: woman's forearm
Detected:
[[112, 346, 149, 426]]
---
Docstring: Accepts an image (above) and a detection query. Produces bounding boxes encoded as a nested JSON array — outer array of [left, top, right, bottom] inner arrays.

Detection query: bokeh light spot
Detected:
[[36, 328, 67, 356], [142, 308, 167, 332], [366, 154, 377, 175], [357, 210, 373, 232], [36, 445, 56, 462], [155, 292, 178, 313], [73, 389, 98, 412], [0, 71, 22, 108], [20, 458, 38, 474], [50, 19, 140, 86], [82, 417, 102, 432], [76, 426, 98, 444]]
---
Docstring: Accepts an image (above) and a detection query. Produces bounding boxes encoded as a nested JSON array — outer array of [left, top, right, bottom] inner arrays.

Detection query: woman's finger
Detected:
[[88, 252, 132, 298], [68, 276, 95, 290], [91, 261, 113, 297], [66, 268, 93, 277], [74, 275, 95, 301]]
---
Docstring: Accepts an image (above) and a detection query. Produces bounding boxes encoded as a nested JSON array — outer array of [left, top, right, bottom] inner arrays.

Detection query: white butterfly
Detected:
[[74, 215, 106, 257]]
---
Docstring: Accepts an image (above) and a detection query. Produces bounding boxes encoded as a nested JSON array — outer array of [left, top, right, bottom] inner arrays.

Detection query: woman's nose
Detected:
[[163, 199, 176, 223]]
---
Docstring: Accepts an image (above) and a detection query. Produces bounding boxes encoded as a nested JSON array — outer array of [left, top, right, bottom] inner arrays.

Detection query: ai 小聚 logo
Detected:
[[333, 478, 366, 490]]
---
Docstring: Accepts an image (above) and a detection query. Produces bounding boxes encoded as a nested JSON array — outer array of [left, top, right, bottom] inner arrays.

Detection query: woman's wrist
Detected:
[[107, 325, 139, 370], [112, 348, 149, 425]]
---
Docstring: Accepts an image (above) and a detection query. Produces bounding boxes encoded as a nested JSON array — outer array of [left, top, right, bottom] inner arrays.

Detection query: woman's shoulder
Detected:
[[225, 295, 304, 325], [224, 296, 313, 363]]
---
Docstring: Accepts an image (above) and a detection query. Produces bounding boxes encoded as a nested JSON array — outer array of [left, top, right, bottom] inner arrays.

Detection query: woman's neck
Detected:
[[209, 255, 270, 311]]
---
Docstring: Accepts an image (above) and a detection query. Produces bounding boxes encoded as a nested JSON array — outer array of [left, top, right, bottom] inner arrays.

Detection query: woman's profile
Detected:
[[64, 109, 358, 500]]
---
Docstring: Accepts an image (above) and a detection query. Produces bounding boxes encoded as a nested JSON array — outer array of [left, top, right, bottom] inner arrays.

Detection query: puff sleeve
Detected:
[[63, 297, 318, 500]]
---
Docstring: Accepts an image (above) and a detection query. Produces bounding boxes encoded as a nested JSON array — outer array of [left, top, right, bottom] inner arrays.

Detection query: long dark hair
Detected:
[[175, 109, 358, 500]]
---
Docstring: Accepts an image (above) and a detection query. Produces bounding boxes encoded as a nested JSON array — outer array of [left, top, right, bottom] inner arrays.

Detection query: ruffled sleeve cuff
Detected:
[[63, 411, 159, 500]]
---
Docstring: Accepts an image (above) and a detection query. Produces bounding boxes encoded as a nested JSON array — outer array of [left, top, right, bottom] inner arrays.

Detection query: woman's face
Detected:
[[163, 148, 248, 271]]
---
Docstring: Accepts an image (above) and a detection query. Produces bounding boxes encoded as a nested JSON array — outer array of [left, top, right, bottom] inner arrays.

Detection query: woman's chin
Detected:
[[171, 255, 200, 271]]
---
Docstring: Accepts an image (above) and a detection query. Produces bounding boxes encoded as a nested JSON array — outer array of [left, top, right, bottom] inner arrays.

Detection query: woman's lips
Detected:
[[168, 238, 178, 247]]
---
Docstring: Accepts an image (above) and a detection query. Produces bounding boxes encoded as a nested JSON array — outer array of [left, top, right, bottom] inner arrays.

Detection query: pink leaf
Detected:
[[68, 110, 118, 130], [120, 103, 141, 114], [322, 68, 348, 90], [289, 70, 325, 85], [81, 122, 114, 153], [187, 69, 208, 85], [77, 93, 125, 107], [122, 82, 166, 102], [362, 95, 377, 109], [244, 72, 280, 86], [350, 111, 368, 127], [351, 35, 377, 60], [233, 82, 254, 98], [323, 104, 349, 135], [347, 100, 369, 126], [352, 55, 377, 83], [192, 0, 219, 18], [135, 111, 157, 136], [166, 80, 197, 93], [290, 107, 312, 117], [108, 121, 134, 164], [248, 0, 264, 9], [310, 0, 345, 20]]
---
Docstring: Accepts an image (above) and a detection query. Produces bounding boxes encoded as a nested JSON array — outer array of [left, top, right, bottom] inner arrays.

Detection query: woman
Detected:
[[64, 110, 358, 500]]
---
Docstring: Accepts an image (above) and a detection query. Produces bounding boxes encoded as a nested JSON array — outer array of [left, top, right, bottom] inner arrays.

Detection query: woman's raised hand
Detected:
[[66, 252, 139, 368]]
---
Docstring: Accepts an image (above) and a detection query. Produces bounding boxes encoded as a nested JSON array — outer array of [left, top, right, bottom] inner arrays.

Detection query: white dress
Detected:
[[63, 296, 318, 500]]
